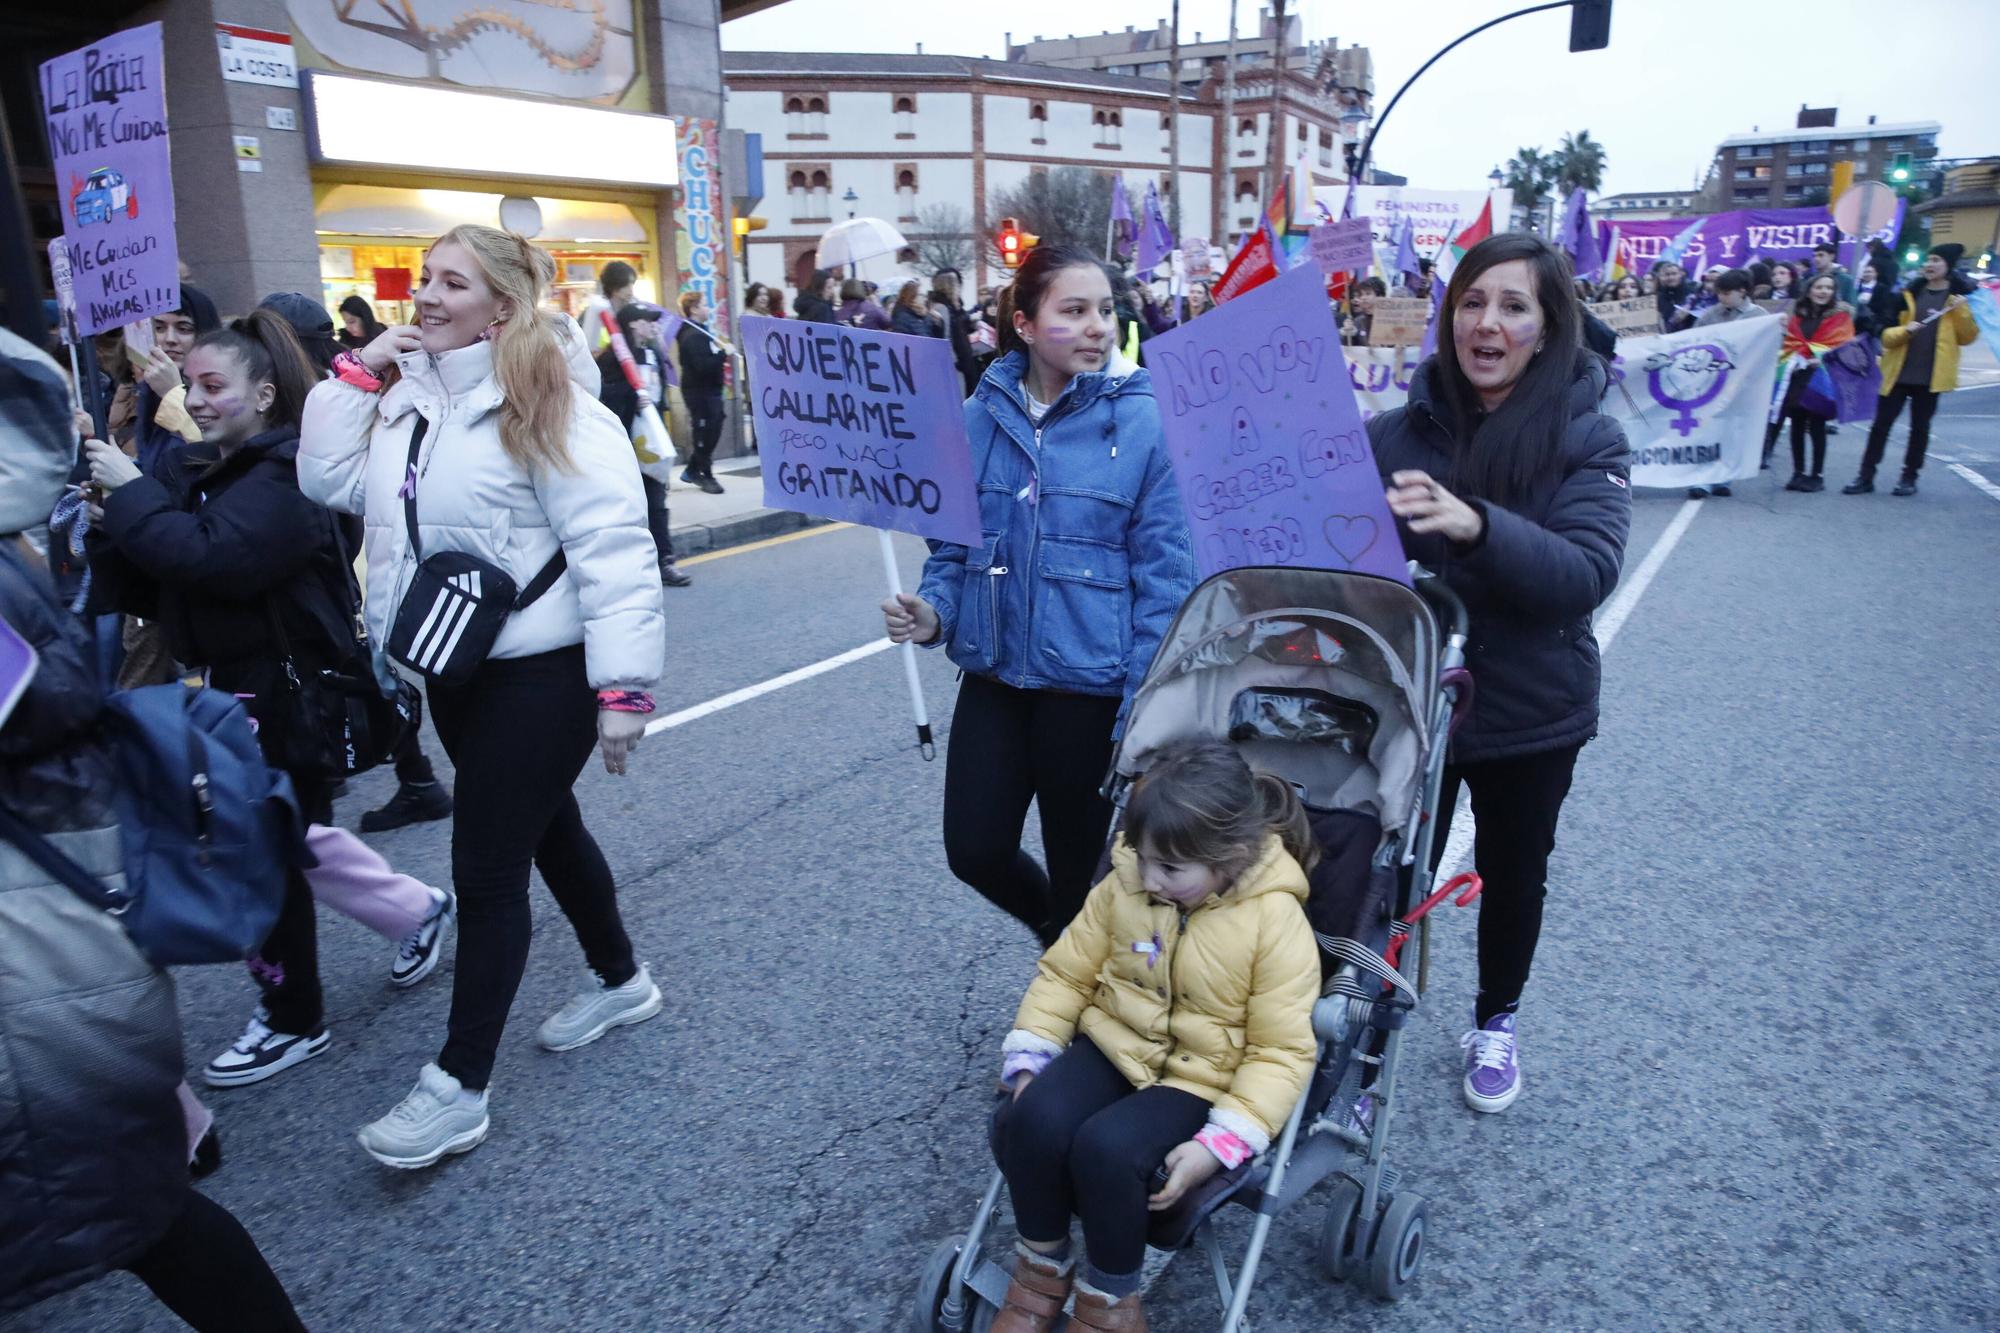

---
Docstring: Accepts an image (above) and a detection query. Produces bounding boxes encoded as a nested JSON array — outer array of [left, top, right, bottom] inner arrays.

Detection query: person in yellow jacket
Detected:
[[1845, 244, 1979, 496], [986, 738, 1320, 1333]]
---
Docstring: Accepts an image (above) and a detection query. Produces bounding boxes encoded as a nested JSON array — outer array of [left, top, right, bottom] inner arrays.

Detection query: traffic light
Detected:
[[1890, 152, 1912, 183], [731, 215, 766, 254], [1904, 247, 1922, 266], [996, 216, 1039, 269], [1569, 0, 1612, 51]]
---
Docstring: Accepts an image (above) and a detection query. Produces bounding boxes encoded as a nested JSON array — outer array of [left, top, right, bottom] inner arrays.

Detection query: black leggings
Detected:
[[641, 475, 676, 563], [124, 1189, 306, 1331], [685, 391, 725, 477], [1859, 383, 1941, 481], [426, 645, 636, 1090], [1430, 743, 1583, 1026], [990, 1037, 1208, 1291], [942, 673, 1121, 945], [253, 778, 334, 1036], [1790, 411, 1830, 478]]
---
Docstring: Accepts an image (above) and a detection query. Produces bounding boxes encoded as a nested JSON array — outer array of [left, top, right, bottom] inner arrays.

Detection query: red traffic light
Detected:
[[998, 216, 1023, 268]]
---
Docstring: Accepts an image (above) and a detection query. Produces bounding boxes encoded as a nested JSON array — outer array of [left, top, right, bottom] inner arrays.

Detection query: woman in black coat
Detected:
[[0, 330, 304, 1330], [84, 310, 365, 1091], [1366, 233, 1632, 1117]]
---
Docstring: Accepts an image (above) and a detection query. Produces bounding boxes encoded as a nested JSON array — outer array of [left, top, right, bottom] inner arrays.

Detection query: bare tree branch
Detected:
[[905, 203, 975, 276]]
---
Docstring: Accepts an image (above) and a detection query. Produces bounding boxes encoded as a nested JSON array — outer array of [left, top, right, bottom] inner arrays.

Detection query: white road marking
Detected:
[[643, 638, 895, 736], [1436, 498, 1704, 876], [1949, 463, 2000, 505]]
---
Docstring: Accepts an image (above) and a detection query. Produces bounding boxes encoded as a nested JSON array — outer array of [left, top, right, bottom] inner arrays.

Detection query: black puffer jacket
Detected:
[[676, 322, 728, 396], [86, 425, 354, 762], [0, 543, 187, 1313], [1367, 354, 1633, 763]]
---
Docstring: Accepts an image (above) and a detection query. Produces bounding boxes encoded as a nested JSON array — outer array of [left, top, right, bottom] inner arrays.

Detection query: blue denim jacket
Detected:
[[918, 351, 1195, 717]]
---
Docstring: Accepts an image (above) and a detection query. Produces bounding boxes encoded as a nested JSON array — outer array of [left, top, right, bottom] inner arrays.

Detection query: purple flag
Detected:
[[1391, 217, 1420, 289], [1417, 266, 1447, 362], [39, 23, 180, 338], [1559, 189, 1601, 280], [1109, 175, 1135, 259], [1137, 181, 1174, 275], [742, 315, 982, 546]]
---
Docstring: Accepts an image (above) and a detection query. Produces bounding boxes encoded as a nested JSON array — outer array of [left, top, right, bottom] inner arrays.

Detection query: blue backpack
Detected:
[[96, 683, 301, 965]]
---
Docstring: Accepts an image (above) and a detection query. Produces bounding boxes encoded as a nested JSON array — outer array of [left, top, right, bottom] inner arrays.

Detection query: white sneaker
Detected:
[[390, 888, 455, 988], [357, 1063, 489, 1169], [203, 1012, 329, 1088], [536, 965, 663, 1052]]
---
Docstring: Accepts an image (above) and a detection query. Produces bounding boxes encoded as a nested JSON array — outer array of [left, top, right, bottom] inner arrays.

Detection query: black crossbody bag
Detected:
[[385, 417, 567, 685]]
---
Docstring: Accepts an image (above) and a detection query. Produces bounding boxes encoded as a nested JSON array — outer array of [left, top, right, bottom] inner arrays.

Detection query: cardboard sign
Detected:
[[1309, 216, 1374, 276], [1182, 235, 1213, 280], [743, 315, 981, 546], [1146, 264, 1409, 584], [38, 23, 181, 338], [1587, 297, 1661, 335], [1365, 297, 1432, 348]]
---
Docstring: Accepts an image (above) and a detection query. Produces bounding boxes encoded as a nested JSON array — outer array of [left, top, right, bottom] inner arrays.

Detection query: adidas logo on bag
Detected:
[[407, 570, 483, 674]]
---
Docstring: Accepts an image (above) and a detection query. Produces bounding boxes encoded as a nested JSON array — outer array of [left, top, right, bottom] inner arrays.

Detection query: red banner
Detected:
[[1214, 229, 1279, 304]]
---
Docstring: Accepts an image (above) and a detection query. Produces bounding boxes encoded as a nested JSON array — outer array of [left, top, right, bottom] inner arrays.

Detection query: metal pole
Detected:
[[1351, 1, 1572, 188], [1167, 0, 1182, 240], [1222, 0, 1238, 240]]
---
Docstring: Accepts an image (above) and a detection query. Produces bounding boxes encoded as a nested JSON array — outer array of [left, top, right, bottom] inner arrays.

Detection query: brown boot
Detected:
[[1069, 1280, 1148, 1332], [988, 1250, 1073, 1333]]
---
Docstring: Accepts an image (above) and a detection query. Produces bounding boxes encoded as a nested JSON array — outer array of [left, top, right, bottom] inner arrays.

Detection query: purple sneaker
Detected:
[[1460, 1012, 1521, 1113]]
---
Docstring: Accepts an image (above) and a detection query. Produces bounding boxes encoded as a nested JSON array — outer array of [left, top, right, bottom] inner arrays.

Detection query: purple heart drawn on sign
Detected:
[[1323, 514, 1377, 564]]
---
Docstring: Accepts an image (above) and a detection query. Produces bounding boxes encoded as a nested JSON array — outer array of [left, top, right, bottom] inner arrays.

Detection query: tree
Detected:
[[1504, 147, 1559, 224], [985, 167, 1115, 268], [906, 203, 974, 276], [1553, 129, 1608, 195]]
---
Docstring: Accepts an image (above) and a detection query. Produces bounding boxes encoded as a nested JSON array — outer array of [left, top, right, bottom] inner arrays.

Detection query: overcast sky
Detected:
[[722, 0, 1993, 197]]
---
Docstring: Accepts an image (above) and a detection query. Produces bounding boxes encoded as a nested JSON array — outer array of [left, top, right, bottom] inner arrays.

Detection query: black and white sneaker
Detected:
[[391, 889, 455, 989], [203, 1012, 330, 1088]]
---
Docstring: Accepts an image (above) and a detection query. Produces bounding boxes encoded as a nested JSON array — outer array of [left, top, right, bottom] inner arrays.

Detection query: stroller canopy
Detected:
[[1112, 567, 1441, 828]]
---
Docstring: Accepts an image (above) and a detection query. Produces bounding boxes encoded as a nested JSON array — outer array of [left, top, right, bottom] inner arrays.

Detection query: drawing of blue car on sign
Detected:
[[73, 168, 134, 226]]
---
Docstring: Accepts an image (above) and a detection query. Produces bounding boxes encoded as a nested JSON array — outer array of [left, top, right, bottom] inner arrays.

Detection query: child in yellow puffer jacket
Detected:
[[987, 737, 1321, 1333]]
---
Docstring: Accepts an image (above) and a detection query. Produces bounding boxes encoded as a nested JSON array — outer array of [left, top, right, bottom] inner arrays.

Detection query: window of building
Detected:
[[788, 166, 832, 220], [787, 168, 806, 216], [894, 95, 915, 138], [1318, 128, 1334, 168], [784, 96, 805, 135], [1741, 143, 1772, 159], [1786, 162, 1805, 177], [1029, 101, 1047, 145], [1734, 188, 1764, 203], [1884, 138, 1905, 151], [1237, 116, 1258, 158], [1805, 162, 1826, 176], [895, 166, 917, 221], [1784, 184, 1806, 200], [1918, 132, 1938, 149], [1736, 166, 1758, 180], [806, 97, 826, 136], [1094, 108, 1122, 149], [1830, 140, 1852, 154], [1803, 140, 1829, 154]]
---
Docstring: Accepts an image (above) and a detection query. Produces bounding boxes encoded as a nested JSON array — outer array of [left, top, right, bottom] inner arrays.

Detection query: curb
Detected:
[[675, 506, 831, 557]]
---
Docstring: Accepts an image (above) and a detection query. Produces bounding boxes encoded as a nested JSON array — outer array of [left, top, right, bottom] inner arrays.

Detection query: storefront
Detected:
[[315, 183, 660, 328], [301, 70, 678, 326]]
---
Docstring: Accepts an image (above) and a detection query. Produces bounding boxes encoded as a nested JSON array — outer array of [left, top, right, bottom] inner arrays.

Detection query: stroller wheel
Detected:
[[1366, 1192, 1428, 1302], [913, 1233, 968, 1333], [1317, 1177, 1365, 1282]]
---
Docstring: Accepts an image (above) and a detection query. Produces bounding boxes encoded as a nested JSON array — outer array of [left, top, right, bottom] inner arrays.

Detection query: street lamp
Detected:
[[842, 186, 858, 219], [1488, 165, 1503, 189]]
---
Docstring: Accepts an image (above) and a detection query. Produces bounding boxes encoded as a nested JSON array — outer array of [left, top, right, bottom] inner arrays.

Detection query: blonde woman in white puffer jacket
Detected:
[[300, 224, 666, 1170]]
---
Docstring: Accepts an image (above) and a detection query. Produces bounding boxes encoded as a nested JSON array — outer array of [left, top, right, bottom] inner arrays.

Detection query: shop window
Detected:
[[896, 166, 918, 220], [895, 95, 916, 138]]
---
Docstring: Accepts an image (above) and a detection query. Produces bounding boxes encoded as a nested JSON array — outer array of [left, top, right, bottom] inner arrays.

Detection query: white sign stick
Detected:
[[876, 528, 935, 760]]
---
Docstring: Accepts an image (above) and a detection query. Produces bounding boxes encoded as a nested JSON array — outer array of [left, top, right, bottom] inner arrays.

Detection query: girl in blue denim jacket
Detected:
[[883, 244, 1194, 945]]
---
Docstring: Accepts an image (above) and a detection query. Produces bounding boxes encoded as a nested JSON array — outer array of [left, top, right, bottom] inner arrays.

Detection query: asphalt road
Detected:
[[14, 389, 2000, 1332]]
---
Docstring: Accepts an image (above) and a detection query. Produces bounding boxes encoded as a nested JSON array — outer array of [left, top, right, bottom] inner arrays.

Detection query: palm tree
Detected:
[[1504, 147, 1557, 228], [1554, 130, 1608, 195]]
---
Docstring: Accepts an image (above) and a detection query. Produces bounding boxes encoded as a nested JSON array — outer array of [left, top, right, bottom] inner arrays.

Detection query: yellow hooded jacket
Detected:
[[1008, 833, 1320, 1151], [1878, 289, 1979, 394]]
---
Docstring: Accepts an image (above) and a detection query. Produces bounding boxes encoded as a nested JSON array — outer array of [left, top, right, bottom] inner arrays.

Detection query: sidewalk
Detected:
[[661, 454, 830, 557]]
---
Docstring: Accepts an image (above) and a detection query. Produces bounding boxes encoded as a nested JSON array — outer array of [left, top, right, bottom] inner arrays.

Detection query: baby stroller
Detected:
[[915, 564, 1473, 1332]]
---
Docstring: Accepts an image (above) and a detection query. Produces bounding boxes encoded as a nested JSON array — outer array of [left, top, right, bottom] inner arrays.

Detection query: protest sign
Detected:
[[1587, 297, 1661, 335], [1147, 264, 1408, 585], [0, 617, 35, 732], [1345, 345, 1424, 422], [39, 23, 180, 339], [1309, 216, 1374, 276], [1365, 297, 1432, 348], [1314, 185, 1512, 270], [1182, 236, 1213, 280], [743, 315, 980, 546], [1606, 317, 1784, 488]]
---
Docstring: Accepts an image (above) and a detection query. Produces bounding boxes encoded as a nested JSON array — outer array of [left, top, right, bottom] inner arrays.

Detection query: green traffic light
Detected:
[[1891, 168, 1909, 182], [1905, 248, 1921, 264]]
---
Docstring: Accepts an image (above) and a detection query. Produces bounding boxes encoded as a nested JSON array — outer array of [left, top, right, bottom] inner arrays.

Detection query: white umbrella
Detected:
[[818, 217, 909, 270]]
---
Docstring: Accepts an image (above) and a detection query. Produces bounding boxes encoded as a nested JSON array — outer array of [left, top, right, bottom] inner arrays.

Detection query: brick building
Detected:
[[1697, 106, 1941, 212]]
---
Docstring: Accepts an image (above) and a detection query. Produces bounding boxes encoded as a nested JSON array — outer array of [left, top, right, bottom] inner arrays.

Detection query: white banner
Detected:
[[1311, 185, 1512, 268], [1608, 318, 1784, 488], [1335, 317, 1785, 488]]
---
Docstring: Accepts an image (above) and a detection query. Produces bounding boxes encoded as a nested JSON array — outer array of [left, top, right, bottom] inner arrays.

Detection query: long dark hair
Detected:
[[338, 294, 385, 345], [1794, 272, 1841, 323], [1431, 233, 1585, 507], [998, 241, 1113, 358], [189, 307, 318, 433], [1123, 737, 1320, 878]]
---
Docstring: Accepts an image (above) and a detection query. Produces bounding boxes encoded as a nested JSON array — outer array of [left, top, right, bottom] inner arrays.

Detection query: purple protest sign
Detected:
[[39, 23, 180, 338], [1146, 264, 1409, 585], [742, 315, 981, 546], [0, 617, 37, 731], [1309, 216, 1373, 276]]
